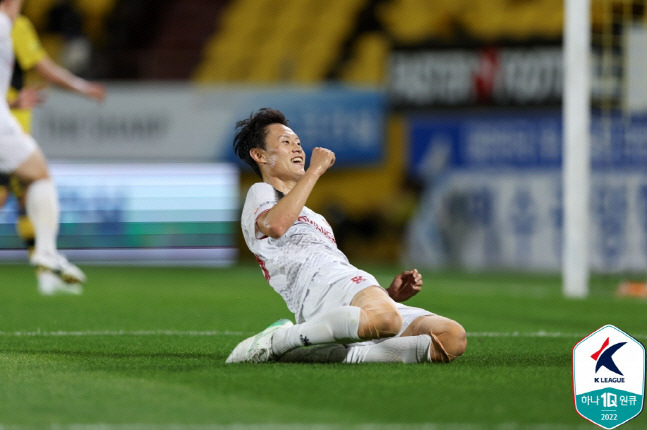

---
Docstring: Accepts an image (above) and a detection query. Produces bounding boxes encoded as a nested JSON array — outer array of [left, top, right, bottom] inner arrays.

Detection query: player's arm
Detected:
[[34, 57, 106, 102], [257, 147, 335, 238], [8, 84, 46, 109], [1, 0, 23, 22], [386, 269, 423, 302]]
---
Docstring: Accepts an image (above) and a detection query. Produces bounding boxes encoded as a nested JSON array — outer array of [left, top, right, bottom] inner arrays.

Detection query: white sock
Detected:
[[26, 178, 59, 257], [343, 335, 432, 364], [271, 306, 362, 356]]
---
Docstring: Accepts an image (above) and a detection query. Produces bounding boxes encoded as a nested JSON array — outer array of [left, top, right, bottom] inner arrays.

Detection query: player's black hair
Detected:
[[233, 108, 289, 178]]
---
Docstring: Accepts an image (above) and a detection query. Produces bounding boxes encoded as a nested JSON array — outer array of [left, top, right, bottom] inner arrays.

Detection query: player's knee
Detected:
[[436, 321, 467, 361], [359, 308, 402, 339], [376, 309, 402, 338]]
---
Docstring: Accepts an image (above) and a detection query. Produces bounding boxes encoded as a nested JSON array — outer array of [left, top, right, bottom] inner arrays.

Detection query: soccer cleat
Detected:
[[225, 319, 294, 363], [37, 270, 83, 296], [30, 251, 86, 284]]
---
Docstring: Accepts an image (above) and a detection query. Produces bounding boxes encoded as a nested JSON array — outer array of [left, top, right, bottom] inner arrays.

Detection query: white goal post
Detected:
[[563, 0, 591, 298]]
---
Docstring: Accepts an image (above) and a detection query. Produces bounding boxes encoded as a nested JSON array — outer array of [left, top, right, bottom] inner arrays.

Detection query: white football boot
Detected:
[[226, 319, 294, 363], [37, 270, 83, 295], [31, 251, 86, 285]]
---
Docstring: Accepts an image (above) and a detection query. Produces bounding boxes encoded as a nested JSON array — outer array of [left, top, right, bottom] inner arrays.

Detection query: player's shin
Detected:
[[343, 335, 432, 364], [25, 178, 60, 257], [271, 306, 362, 356]]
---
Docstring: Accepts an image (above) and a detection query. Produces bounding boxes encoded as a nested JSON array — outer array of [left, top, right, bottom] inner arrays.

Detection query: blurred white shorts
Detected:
[[0, 129, 37, 173]]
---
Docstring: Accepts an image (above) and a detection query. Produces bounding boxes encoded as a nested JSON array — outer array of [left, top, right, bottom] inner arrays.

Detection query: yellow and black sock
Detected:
[[0, 173, 9, 203], [10, 175, 35, 256]]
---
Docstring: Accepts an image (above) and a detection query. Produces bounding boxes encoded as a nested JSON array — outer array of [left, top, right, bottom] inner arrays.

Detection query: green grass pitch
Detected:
[[0, 262, 645, 429]]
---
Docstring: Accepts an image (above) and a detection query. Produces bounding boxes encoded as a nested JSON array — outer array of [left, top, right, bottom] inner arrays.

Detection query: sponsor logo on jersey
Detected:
[[297, 215, 336, 244]]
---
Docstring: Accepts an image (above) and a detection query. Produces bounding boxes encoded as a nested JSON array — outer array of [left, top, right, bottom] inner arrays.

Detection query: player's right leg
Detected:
[[225, 306, 365, 363], [227, 285, 402, 364], [11, 146, 86, 289], [270, 286, 401, 355]]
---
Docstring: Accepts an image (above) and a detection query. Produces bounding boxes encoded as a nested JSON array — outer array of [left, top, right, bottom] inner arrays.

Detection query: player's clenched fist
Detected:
[[308, 147, 335, 176]]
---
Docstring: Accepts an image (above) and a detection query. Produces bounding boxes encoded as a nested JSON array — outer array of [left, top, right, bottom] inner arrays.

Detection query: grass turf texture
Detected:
[[0, 263, 645, 429]]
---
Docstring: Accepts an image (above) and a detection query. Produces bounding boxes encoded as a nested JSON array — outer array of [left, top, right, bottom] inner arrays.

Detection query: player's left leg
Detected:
[[9, 175, 36, 254], [277, 335, 433, 364], [13, 147, 85, 288], [278, 306, 466, 364], [0, 173, 10, 207], [400, 315, 467, 362]]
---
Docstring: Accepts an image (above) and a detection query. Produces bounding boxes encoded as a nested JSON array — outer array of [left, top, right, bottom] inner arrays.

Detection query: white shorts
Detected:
[[297, 266, 379, 323], [0, 129, 37, 173], [296, 265, 433, 329]]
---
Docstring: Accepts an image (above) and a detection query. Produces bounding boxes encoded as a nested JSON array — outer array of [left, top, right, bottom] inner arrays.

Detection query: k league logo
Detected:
[[573, 325, 645, 429]]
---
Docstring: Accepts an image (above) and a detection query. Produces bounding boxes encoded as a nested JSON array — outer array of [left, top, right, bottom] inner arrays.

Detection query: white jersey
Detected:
[[0, 12, 14, 120], [0, 11, 36, 173], [242, 182, 366, 318]]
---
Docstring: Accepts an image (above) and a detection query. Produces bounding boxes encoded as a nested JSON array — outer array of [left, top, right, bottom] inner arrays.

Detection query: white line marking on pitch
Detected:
[[0, 329, 247, 337], [0, 330, 644, 339]]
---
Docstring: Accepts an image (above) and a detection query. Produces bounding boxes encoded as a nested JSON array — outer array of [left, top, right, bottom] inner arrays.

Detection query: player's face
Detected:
[[261, 123, 305, 180]]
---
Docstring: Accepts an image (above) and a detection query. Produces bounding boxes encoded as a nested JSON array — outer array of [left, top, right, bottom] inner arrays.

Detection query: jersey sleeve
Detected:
[[241, 182, 279, 241], [12, 15, 47, 71]]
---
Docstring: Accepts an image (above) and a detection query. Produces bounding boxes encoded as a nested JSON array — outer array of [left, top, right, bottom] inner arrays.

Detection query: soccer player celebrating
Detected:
[[0, 0, 85, 294], [226, 108, 466, 364]]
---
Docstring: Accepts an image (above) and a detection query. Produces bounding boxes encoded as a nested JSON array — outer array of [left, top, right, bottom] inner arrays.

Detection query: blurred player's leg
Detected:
[[13, 150, 86, 291], [10, 175, 35, 254], [26, 177, 86, 286], [5, 174, 80, 294], [37, 269, 82, 295], [0, 173, 9, 206]]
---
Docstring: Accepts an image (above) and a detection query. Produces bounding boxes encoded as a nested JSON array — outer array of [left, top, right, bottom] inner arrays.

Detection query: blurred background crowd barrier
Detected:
[[0, 0, 645, 275]]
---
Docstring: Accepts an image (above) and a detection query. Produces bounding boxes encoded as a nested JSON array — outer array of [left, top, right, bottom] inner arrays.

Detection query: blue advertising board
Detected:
[[223, 86, 386, 168], [0, 163, 239, 266], [409, 110, 647, 175], [405, 110, 647, 273]]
